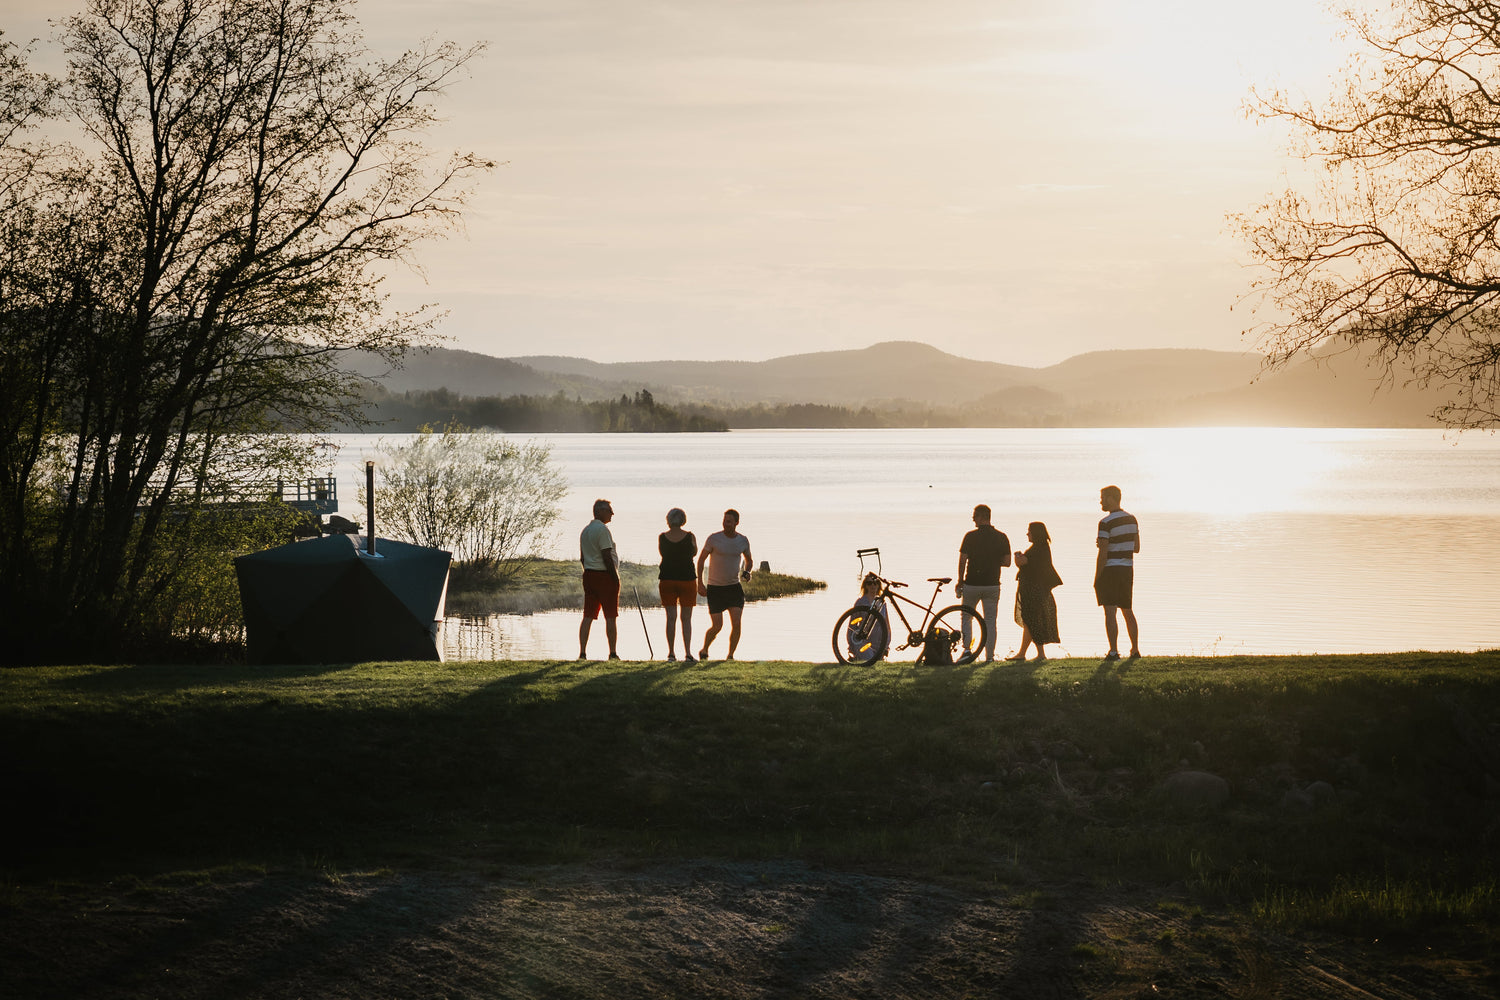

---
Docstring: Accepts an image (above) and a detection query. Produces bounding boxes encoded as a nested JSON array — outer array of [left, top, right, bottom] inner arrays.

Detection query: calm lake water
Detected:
[[326, 428, 1500, 661]]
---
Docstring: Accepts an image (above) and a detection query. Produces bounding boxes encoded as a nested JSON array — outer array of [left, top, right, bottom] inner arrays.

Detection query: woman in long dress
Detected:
[[1008, 521, 1062, 661]]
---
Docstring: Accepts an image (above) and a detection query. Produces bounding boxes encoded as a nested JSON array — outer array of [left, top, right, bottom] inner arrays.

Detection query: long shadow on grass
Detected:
[[743, 867, 1095, 996], [18, 872, 493, 1000], [37, 660, 367, 693], [9, 657, 1500, 903]]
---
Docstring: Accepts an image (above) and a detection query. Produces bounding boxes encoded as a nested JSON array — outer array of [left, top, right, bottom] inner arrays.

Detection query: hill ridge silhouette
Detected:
[[346, 340, 1446, 426]]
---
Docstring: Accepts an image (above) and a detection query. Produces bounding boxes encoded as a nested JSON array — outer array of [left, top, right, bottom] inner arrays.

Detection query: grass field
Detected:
[[5, 652, 1498, 997], [3, 651, 1497, 937]]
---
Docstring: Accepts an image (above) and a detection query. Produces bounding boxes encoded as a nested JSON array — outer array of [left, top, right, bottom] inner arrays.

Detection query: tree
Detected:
[[365, 426, 567, 584], [0, 1, 489, 660], [1238, 0, 1500, 428]]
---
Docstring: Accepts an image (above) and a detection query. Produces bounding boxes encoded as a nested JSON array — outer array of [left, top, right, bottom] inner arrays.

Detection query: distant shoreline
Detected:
[[343, 340, 1452, 429], [445, 558, 826, 616]]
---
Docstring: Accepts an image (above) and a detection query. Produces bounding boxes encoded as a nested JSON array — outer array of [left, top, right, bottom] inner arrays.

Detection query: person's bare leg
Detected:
[[701, 612, 723, 658], [680, 606, 694, 659], [605, 618, 618, 658], [1103, 607, 1120, 655], [726, 606, 743, 659], [578, 617, 592, 659], [1009, 627, 1032, 660], [1122, 609, 1139, 656], [664, 604, 678, 658], [1034, 642, 1047, 660]]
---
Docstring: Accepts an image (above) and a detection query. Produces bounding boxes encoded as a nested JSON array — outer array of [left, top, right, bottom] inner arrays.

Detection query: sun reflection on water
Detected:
[[1127, 427, 1349, 515]]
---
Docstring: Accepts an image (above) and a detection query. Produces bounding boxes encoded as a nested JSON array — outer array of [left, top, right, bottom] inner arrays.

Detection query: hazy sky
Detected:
[[2, 0, 1350, 366]]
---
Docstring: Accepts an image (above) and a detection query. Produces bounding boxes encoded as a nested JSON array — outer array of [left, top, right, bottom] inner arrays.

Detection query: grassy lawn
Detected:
[[2, 651, 1498, 937], [446, 557, 825, 615]]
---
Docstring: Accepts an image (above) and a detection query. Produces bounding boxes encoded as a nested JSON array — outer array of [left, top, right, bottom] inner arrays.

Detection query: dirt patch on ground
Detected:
[[3, 861, 1495, 999]]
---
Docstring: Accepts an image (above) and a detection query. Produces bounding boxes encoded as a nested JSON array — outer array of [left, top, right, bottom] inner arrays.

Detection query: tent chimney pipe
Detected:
[[365, 460, 376, 555]]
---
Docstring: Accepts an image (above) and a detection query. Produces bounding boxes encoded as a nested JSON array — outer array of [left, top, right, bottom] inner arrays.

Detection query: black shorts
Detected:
[[1094, 566, 1133, 609], [706, 583, 745, 614]]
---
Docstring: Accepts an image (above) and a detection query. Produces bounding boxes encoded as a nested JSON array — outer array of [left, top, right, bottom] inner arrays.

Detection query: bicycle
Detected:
[[831, 552, 986, 665]]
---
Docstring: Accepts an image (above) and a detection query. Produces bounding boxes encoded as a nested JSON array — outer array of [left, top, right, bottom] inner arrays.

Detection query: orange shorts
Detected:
[[658, 579, 697, 609], [582, 569, 620, 620]]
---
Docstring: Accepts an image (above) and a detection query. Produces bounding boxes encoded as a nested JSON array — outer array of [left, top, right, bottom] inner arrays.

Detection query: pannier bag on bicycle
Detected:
[[921, 627, 955, 665]]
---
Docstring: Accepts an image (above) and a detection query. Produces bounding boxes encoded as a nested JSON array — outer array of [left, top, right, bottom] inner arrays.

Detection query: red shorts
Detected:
[[582, 569, 620, 620], [658, 579, 697, 609]]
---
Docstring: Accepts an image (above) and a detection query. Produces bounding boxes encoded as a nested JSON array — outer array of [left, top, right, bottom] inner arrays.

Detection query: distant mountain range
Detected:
[[346, 340, 1451, 426]]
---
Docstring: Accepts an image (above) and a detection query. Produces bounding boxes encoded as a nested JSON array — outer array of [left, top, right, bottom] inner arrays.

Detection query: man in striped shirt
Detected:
[[1095, 485, 1140, 662]]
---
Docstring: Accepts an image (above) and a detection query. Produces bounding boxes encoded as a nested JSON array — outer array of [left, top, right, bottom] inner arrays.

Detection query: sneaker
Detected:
[[1126, 650, 1142, 661], [608, 652, 621, 660], [683, 653, 696, 664], [1102, 650, 1121, 662], [666, 652, 677, 661]]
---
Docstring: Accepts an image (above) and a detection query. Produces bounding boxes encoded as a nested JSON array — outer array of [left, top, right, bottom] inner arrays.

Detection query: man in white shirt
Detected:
[[695, 508, 753, 661], [579, 498, 620, 660]]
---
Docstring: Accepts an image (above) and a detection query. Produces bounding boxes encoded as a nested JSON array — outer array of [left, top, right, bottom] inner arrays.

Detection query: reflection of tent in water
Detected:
[[235, 534, 451, 664]]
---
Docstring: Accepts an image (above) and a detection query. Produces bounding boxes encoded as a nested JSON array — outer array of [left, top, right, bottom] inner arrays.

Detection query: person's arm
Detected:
[[955, 549, 967, 595], [1015, 548, 1028, 566], [1096, 535, 1109, 580], [603, 545, 618, 580], [741, 541, 753, 581], [696, 539, 713, 594]]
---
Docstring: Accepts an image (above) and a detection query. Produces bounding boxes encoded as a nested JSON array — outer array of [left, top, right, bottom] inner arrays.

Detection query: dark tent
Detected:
[[235, 534, 451, 664]]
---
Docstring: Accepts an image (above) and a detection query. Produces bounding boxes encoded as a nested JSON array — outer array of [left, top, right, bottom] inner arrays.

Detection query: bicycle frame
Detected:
[[835, 566, 985, 666], [870, 576, 950, 649]]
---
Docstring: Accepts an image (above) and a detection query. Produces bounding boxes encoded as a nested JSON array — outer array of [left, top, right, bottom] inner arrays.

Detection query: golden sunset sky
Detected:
[[1, 0, 1352, 365]]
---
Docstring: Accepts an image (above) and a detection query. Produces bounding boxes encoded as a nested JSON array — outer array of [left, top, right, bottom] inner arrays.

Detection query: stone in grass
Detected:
[[1281, 780, 1338, 813], [1154, 770, 1230, 814]]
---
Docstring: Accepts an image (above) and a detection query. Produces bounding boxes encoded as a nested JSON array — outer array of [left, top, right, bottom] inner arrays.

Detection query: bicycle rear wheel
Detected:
[[832, 605, 889, 664], [926, 604, 986, 665]]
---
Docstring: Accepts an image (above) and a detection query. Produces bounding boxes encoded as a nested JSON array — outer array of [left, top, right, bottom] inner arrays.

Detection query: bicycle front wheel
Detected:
[[832, 605, 889, 665], [927, 604, 986, 665]]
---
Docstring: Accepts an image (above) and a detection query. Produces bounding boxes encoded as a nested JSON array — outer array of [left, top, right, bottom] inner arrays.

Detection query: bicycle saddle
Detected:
[[928, 577, 952, 584]]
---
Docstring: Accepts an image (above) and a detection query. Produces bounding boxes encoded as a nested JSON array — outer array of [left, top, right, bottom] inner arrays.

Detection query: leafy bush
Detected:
[[366, 425, 568, 582]]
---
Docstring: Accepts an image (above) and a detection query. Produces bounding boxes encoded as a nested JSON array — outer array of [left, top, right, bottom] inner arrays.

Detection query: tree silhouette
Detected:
[[0, 1, 489, 658], [1239, 0, 1500, 428]]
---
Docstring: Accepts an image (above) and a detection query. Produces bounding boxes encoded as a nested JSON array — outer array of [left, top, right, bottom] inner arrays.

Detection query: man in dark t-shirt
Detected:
[[955, 504, 1010, 662]]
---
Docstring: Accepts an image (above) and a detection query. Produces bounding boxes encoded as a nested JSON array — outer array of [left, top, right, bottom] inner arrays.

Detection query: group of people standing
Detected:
[[577, 483, 1140, 664], [954, 485, 1140, 662], [578, 501, 754, 662]]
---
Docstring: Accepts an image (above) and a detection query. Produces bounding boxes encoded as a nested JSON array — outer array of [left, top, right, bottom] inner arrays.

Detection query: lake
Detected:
[[325, 428, 1500, 661]]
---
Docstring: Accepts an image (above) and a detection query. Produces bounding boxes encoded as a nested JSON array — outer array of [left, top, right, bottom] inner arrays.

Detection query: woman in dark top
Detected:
[[1008, 521, 1062, 661], [658, 507, 698, 662]]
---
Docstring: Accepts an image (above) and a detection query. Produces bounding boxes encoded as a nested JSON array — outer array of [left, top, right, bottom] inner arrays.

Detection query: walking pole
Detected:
[[632, 584, 654, 659]]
